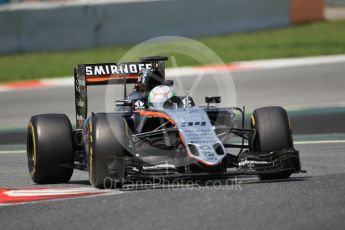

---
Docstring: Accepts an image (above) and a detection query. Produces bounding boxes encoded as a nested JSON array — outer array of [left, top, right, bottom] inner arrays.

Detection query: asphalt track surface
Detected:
[[0, 62, 344, 229], [0, 142, 345, 230]]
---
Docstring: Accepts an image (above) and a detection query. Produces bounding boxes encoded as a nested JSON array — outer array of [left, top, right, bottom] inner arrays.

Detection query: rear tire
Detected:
[[251, 106, 293, 180], [87, 113, 127, 189], [27, 114, 74, 184]]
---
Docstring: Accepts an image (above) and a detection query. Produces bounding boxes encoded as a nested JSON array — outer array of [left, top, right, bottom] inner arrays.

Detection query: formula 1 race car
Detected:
[[27, 56, 303, 188]]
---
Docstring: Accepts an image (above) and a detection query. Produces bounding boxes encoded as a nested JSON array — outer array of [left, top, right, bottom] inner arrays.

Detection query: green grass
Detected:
[[1, 20, 345, 82]]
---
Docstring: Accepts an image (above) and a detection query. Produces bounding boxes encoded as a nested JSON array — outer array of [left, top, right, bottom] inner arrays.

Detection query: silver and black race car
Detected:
[[27, 56, 303, 188]]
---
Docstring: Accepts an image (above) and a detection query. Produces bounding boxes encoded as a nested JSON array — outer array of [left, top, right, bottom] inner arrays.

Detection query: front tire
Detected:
[[27, 114, 74, 184], [251, 106, 293, 180], [87, 113, 127, 189]]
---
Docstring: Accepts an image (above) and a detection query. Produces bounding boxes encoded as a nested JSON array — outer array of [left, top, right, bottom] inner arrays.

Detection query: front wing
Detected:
[[116, 148, 304, 181]]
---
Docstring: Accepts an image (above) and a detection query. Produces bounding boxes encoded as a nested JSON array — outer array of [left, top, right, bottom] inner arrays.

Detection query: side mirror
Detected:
[[205, 96, 221, 104]]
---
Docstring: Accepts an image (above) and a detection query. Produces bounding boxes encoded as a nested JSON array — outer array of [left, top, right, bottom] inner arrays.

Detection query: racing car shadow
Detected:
[[67, 180, 91, 186], [62, 176, 310, 191], [119, 176, 310, 191], [236, 176, 310, 185]]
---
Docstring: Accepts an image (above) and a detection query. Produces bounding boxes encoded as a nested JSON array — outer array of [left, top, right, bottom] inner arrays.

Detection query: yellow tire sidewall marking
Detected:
[[89, 121, 94, 184], [28, 122, 37, 178]]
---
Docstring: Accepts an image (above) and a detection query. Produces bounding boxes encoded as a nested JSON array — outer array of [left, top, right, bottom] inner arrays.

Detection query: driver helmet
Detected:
[[148, 85, 176, 108]]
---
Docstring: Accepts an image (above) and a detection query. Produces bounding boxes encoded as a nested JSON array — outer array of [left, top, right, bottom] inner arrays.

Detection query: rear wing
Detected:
[[74, 56, 167, 128]]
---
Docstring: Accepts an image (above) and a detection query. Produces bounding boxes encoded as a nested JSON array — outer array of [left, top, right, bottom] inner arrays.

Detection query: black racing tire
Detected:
[[87, 113, 127, 189], [251, 106, 293, 180], [27, 114, 74, 184]]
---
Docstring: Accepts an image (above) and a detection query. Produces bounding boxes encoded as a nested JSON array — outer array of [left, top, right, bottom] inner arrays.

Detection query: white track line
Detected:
[[0, 150, 26, 155], [0, 189, 122, 207], [294, 140, 345, 145], [3, 187, 107, 197], [237, 54, 345, 70]]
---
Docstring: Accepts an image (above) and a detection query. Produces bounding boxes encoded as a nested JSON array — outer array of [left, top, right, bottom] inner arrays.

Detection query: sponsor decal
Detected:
[[238, 160, 271, 167], [77, 79, 86, 86], [142, 163, 176, 170], [76, 99, 84, 107], [85, 63, 152, 76], [134, 100, 145, 109], [181, 122, 206, 127]]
